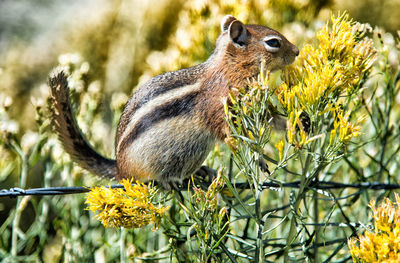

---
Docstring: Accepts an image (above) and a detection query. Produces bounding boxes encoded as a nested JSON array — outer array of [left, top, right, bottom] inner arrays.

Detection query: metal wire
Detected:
[[1, 180, 399, 198], [0, 184, 124, 198]]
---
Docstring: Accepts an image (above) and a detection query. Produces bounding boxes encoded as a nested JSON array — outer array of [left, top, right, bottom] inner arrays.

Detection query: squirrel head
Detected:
[[214, 15, 299, 78]]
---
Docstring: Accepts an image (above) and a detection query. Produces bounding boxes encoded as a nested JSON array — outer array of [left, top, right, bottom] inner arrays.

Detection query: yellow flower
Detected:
[[276, 82, 296, 112], [259, 126, 265, 137], [276, 13, 376, 152], [85, 179, 169, 229], [228, 91, 237, 106], [329, 109, 364, 145], [225, 136, 238, 153], [330, 127, 337, 145], [275, 139, 285, 160], [287, 111, 296, 144], [248, 130, 255, 141], [279, 12, 376, 116], [348, 194, 400, 263]]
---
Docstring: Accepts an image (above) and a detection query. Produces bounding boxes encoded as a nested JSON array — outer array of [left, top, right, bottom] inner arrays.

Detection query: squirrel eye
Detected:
[[263, 36, 282, 52], [265, 39, 281, 48]]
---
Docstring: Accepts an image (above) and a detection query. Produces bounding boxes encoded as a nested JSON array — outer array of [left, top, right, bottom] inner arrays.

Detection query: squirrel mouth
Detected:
[[284, 55, 297, 66]]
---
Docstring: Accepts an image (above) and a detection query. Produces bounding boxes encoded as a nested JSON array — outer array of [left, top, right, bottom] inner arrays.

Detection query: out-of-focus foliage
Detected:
[[1, 0, 400, 262], [335, 0, 400, 34]]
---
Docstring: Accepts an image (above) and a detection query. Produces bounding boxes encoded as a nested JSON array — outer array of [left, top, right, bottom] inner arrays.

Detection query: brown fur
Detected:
[[48, 69, 117, 179]]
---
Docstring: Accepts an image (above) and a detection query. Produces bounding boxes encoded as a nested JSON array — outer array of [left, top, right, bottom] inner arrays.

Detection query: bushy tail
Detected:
[[48, 69, 117, 179]]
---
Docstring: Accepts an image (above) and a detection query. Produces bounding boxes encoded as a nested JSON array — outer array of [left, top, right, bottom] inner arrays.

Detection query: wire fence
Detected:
[[1, 180, 399, 198]]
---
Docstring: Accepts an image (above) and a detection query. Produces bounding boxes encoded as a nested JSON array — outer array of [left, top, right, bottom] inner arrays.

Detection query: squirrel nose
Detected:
[[293, 46, 300, 56]]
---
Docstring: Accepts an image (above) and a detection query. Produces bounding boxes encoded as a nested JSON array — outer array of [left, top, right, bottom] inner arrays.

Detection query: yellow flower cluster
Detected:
[[329, 107, 365, 145], [275, 13, 376, 150], [348, 194, 400, 263], [85, 179, 168, 229]]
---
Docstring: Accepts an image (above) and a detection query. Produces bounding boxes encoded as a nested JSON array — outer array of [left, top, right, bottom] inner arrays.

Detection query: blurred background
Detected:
[[0, 0, 399, 261]]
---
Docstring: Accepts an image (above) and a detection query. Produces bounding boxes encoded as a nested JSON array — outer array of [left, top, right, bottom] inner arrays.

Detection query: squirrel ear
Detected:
[[221, 15, 237, 32], [228, 20, 249, 46]]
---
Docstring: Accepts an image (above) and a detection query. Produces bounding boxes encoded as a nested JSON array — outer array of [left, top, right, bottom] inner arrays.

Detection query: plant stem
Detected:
[[377, 76, 393, 182], [313, 175, 319, 263], [11, 147, 28, 259], [283, 182, 305, 262], [255, 153, 264, 263], [255, 187, 264, 262], [284, 152, 313, 262], [120, 227, 126, 263]]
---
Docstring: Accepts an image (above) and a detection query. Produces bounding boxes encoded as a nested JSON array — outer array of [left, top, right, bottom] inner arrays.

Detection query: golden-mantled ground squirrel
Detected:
[[49, 15, 299, 187]]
